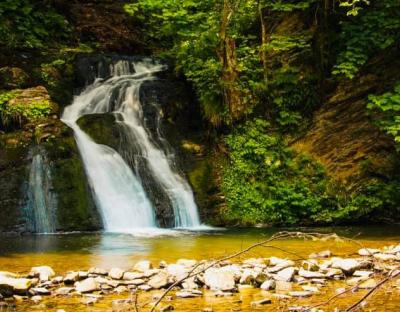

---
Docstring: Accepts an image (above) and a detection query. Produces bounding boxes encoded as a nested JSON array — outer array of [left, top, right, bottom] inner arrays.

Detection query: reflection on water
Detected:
[[0, 226, 399, 273]]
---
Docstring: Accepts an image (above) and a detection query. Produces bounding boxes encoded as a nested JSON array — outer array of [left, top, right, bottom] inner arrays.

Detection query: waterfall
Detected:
[[62, 58, 200, 232], [25, 149, 56, 233]]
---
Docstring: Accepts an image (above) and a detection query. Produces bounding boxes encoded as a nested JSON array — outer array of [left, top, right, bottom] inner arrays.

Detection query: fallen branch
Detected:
[[345, 270, 400, 312]]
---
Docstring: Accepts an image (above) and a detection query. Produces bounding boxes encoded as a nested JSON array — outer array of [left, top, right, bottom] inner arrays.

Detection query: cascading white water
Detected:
[[26, 150, 56, 233], [62, 59, 200, 231]]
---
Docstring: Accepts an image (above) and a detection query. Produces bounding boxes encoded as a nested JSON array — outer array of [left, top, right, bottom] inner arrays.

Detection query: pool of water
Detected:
[[1, 226, 399, 273]]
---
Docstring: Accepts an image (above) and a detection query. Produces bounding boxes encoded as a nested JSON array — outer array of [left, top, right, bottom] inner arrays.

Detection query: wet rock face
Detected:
[[0, 117, 101, 233]]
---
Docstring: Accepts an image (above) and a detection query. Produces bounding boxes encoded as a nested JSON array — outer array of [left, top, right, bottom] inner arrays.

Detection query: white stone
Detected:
[[331, 258, 369, 274], [176, 259, 198, 267], [275, 267, 296, 282], [166, 264, 188, 281], [353, 270, 373, 278], [75, 278, 99, 293], [358, 248, 380, 256], [204, 268, 235, 291], [289, 291, 313, 298], [30, 287, 50, 295], [298, 268, 325, 279], [133, 261, 152, 272], [176, 291, 201, 298], [63, 272, 79, 284], [260, 279, 276, 290], [123, 272, 144, 280], [109, 268, 124, 280], [88, 267, 108, 275], [148, 272, 169, 289], [29, 266, 55, 281], [374, 253, 398, 261], [359, 279, 377, 289]]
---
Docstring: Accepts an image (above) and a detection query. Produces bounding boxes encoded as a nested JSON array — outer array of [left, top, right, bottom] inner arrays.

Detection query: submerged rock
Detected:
[[250, 298, 272, 306]]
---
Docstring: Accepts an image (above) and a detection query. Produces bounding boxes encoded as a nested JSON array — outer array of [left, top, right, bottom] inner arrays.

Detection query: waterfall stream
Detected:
[[25, 149, 57, 233], [62, 59, 200, 232]]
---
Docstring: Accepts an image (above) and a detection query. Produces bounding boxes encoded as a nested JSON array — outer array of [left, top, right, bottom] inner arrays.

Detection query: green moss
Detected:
[[77, 113, 119, 148], [43, 129, 102, 231]]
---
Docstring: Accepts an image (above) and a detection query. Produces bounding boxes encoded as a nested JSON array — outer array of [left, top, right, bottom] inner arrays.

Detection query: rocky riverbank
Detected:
[[0, 244, 399, 311]]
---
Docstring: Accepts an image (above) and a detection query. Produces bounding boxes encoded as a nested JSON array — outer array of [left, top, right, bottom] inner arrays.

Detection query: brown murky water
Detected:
[[1, 226, 399, 311]]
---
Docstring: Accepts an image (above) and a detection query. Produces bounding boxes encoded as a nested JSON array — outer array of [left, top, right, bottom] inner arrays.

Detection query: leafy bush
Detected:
[[0, 91, 52, 127], [333, 0, 400, 79], [368, 84, 400, 150], [0, 0, 70, 49], [221, 119, 328, 225]]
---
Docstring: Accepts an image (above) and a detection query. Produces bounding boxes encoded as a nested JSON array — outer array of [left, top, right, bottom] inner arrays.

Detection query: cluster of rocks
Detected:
[[0, 244, 399, 311]]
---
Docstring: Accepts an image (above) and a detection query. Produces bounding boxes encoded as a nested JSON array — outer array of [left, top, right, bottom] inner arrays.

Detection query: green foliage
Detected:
[[221, 119, 328, 225], [220, 118, 400, 225], [368, 84, 400, 150], [333, 0, 400, 79], [0, 0, 70, 49], [0, 91, 51, 127]]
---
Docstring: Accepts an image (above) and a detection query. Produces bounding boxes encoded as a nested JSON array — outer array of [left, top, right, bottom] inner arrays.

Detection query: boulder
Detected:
[[0, 276, 32, 294], [176, 259, 197, 267], [133, 261, 152, 272], [123, 272, 144, 280], [298, 268, 325, 279], [373, 253, 398, 261], [260, 279, 276, 291], [353, 270, 373, 278], [30, 287, 51, 295], [54, 287, 74, 296], [166, 264, 188, 281], [182, 277, 199, 290], [359, 279, 377, 289], [29, 266, 55, 281], [176, 291, 202, 298], [331, 258, 370, 274], [301, 260, 319, 271], [204, 268, 235, 291], [289, 291, 313, 297], [75, 278, 100, 293], [109, 268, 125, 280], [88, 267, 108, 275], [275, 267, 296, 282], [0, 67, 29, 89], [358, 248, 380, 256], [148, 272, 170, 289], [64, 272, 79, 284]]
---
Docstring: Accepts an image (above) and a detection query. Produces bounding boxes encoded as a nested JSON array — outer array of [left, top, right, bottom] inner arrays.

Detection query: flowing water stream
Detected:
[[25, 148, 56, 234], [62, 59, 200, 232]]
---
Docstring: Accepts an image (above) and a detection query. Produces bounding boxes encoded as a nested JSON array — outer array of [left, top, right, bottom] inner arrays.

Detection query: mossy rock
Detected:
[[42, 124, 102, 231], [0, 67, 29, 90], [77, 113, 119, 149]]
